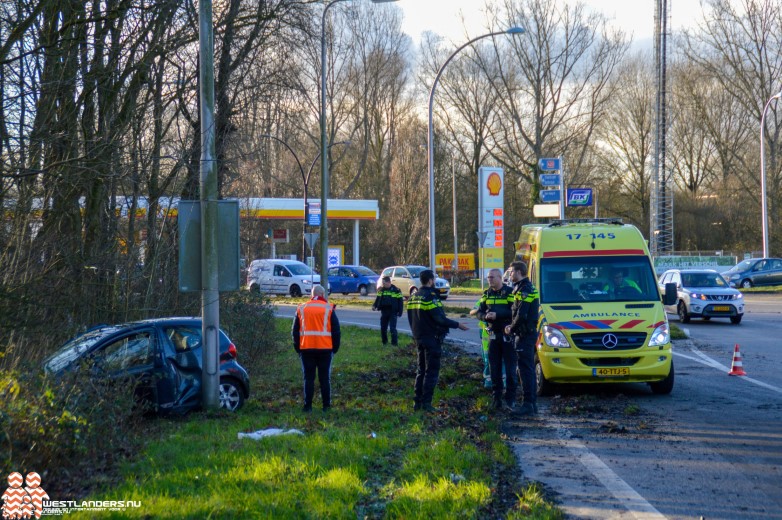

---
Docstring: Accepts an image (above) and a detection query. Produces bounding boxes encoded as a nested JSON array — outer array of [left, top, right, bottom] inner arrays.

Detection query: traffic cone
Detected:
[[728, 344, 747, 376]]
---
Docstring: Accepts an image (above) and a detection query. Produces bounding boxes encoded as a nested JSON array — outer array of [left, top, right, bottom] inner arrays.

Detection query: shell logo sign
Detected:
[[486, 172, 502, 196]]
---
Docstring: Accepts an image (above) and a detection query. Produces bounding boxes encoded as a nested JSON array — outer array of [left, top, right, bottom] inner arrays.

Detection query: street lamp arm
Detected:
[[427, 31, 511, 115], [259, 133, 306, 184], [426, 27, 524, 270]]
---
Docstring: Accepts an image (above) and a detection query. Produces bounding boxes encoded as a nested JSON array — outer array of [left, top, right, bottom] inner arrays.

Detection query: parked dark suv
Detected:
[[44, 317, 250, 413], [723, 258, 782, 288]]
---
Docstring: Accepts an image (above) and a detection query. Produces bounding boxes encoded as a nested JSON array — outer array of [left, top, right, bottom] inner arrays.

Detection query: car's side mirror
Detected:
[[663, 282, 677, 306]]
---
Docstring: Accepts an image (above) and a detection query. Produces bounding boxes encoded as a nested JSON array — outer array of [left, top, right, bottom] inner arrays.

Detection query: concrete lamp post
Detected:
[[320, 0, 398, 276], [426, 26, 525, 270], [760, 90, 781, 258]]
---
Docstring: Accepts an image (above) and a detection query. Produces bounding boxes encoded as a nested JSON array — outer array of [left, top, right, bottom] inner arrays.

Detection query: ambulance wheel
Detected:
[[535, 357, 555, 397], [649, 362, 674, 395], [677, 301, 690, 323]]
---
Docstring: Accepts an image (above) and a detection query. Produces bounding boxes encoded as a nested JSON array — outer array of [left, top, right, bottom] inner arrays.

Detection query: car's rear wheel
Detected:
[[249, 283, 260, 293], [535, 357, 555, 396], [290, 284, 302, 297], [740, 279, 753, 289], [649, 362, 674, 395], [677, 301, 690, 323], [409, 287, 418, 297], [359, 284, 368, 296], [219, 377, 245, 411], [730, 315, 742, 324]]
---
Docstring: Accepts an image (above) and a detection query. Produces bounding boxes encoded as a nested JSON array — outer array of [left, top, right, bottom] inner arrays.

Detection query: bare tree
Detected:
[[683, 0, 782, 253]]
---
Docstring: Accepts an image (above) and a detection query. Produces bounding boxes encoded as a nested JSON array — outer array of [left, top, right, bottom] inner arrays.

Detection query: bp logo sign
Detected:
[[566, 188, 592, 207]]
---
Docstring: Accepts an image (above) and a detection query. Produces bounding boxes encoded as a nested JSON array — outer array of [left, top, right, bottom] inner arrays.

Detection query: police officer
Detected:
[[372, 276, 403, 345], [292, 285, 341, 412], [505, 261, 540, 416], [477, 268, 516, 411], [407, 269, 469, 412]]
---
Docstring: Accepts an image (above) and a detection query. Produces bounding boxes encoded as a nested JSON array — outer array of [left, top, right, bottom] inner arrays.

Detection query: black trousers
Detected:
[[514, 334, 537, 405], [300, 350, 333, 408], [488, 334, 517, 402], [379, 309, 398, 345], [414, 336, 441, 406]]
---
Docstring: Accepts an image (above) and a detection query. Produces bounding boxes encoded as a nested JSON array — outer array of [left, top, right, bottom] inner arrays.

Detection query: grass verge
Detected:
[[69, 320, 561, 519]]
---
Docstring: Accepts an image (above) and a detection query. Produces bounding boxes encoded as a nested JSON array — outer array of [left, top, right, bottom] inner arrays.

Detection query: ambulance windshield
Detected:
[[539, 256, 659, 303]]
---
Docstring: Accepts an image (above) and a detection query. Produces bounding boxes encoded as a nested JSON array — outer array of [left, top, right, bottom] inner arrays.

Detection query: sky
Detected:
[[395, 0, 706, 49]]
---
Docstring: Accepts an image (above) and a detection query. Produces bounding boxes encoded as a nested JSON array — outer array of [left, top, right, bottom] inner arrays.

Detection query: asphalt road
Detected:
[[275, 293, 782, 519]]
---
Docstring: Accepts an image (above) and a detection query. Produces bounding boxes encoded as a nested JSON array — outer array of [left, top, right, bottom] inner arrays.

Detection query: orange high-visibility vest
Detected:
[[296, 299, 335, 350]]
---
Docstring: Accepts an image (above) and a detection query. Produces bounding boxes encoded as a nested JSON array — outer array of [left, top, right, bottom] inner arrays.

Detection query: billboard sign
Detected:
[[566, 188, 592, 207]]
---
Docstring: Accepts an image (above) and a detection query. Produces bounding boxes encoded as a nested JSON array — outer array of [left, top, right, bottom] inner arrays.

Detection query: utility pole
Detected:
[[199, 0, 219, 409]]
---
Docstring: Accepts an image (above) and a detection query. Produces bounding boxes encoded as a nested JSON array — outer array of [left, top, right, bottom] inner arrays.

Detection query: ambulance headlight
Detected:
[[542, 325, 570, 348], [648, 323, 670, 347]]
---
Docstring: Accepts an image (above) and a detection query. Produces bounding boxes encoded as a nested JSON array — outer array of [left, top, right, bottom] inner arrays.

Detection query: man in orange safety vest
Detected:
[[292, 284, 341, 412]]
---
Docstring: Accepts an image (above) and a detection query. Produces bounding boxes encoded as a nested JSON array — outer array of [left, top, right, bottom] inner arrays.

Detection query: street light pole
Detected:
[[760, 91, 781, 258], [320, 0, 398, 277], [427, 27, 525, 270]]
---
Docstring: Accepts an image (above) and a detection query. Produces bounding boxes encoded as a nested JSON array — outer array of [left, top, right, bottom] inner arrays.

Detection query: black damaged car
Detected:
[[44, 317, 250, 413]]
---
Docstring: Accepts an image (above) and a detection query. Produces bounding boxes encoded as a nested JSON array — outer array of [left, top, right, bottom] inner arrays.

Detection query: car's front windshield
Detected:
[[287, 263, 313, 276], [726, 260, 755, 273], [539, 256, 659, 303], [44, 327, 118, 373], [681, 272, 729, 288]]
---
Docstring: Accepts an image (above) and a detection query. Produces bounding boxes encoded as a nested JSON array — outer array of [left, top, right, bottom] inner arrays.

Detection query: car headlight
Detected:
[[736, 293, 743, 299], [542, 325, 570, 348], [649, 323, 670, 347], [690, 293, 707, 300], [730, 274, 740, 280], [302, 279, 312, 285]]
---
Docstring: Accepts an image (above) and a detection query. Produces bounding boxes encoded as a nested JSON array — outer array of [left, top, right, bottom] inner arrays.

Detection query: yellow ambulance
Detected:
[[514, 218, 678, 395]]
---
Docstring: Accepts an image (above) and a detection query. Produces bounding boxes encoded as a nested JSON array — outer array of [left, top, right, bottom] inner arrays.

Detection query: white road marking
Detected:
[[675, 345, 782, 395], [550, 416, 667, 520]]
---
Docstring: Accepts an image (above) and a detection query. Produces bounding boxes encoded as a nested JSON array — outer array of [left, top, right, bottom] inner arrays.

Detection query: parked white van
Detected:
[[246, 259, 321, 297]]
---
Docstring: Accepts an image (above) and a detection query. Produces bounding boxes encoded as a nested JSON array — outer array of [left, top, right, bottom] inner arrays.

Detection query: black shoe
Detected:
[[414, 402, 422, 411], [422, 404, 439, 413], [504, 400, 516, 412], [322, 405, 331, 412], [492, 398, 503, 411], [391, 342, 398, 346], [302, 404, 312, 412]]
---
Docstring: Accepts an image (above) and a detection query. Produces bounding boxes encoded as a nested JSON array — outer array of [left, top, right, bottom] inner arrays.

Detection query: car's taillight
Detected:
[[227, 342, 237, 359]]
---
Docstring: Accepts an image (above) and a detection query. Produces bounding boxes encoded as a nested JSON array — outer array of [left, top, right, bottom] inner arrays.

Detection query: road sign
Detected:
[[540, 173, 561, 186], [303, 232, 319, 251], [540, 189, 561, 203], [307, 201, 321, 226], [566, 188, 593, 207], [538, 157, 561, 171]]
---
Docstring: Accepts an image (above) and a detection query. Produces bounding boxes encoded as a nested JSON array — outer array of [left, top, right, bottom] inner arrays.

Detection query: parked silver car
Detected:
[[658, 269, 744, 324]]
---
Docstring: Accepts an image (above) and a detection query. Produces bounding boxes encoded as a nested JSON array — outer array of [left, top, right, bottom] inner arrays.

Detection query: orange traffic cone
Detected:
[[728, 344, 746, 376]]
